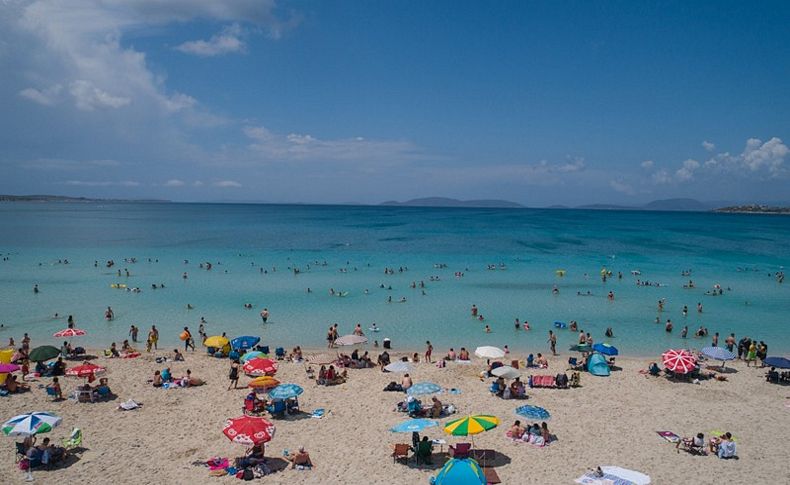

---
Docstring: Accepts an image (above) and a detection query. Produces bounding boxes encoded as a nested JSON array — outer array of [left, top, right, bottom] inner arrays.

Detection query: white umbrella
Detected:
[[474, 346, 505, 359], [334, 334, 368, 346], [2, 412, 62, 436], [384, 361, 412, 373], [491, 365, 520, 379]]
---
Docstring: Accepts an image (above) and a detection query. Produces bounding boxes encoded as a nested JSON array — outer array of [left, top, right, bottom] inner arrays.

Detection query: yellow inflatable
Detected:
[[0, 348, 14, 385]]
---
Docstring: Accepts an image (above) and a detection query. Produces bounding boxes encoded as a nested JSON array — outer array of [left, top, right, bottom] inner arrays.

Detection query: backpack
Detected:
[[242, 467, 254, 481]]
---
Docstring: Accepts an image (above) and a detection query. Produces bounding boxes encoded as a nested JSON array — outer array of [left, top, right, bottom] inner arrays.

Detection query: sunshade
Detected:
[[0, 363, 20, 373], [268, 384, 303, 400], [204, 335, 229, 348], [53, 328, 87, 338], [593, 343, 619, 356], [384, 361, 412, 373], [66, 363, 105, 378], [433, 458, 486, 485], [569, 344, 592, 353], [491, 365, 520, 379], [515, 405, 550, 420], [407, 382, 442, 396], [223, 415, 275, 446], [701, 346, 736, 368], [28, 345, 60, 362], [240, 351, 267, 363], [247, 376, 280, 389], [231, 336, 260, 351], [2, 412, 62, 437], [390, 418, 438, 433], [763, 356, 790, 369], [444, 415, 499, 436], [334, 334, 368, 346], [474, 346, 505, 359], [243, 358, 278, 376], [662, 349, 697, 374]]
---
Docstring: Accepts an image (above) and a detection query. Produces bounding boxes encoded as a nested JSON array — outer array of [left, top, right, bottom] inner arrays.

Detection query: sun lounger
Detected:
[[391, 443, 410, 463], [483, 467, 501, 484], [449, 442, 471, 459]]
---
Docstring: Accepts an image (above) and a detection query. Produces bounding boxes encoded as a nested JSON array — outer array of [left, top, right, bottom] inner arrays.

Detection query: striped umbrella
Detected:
[[53, 328, 87, 338], [334, 334, 368, 346], [66, 363, 105, 378], [2, 412, 62, 437], [223, 415, 275, 446], [242, 358, 278, 376], [515, 405, 551, 420], [240, 351, 267, 363], [701, 346, 736, 369], [444, 415, 500, 436], [662, 349, 697, 374], [407, 382, 442, 396], [247, 376, 280, 390], [267, 384, 304, 400], [390, 418, 439, 433]]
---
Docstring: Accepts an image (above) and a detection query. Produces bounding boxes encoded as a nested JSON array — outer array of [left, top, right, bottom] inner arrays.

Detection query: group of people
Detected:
[[20, 435, 68, 468], [508, 420, 551, 446], [152, 367, 203, 388]]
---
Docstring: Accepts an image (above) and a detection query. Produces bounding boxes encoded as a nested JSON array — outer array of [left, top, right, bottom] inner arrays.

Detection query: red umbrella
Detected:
[[53, 328, 87, 338], [662, 349, 697, 374], [66, 363, 105, 378], [223, 415, 276, 446], [242, 358, 278, 376]]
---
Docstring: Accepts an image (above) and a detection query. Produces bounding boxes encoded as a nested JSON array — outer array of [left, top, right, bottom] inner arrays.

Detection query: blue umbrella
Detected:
[[268, 383, 304, 400], [515, 405, 551, 420], [390, 418, 438, 433], [701, 346, 736, 362], [763, 356, 790, 369], [592, 343, 619, 356], [231, 336, 260, 351], [433, 458, 486, 485], [407, 382, 442, 396]]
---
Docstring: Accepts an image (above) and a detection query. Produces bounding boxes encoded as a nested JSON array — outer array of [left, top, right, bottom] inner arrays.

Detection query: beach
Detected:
[[1, 347, 788, 484]]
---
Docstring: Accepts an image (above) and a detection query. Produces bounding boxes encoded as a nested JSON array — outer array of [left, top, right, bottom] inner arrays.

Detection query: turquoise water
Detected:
[[0, 202, 788, 356]]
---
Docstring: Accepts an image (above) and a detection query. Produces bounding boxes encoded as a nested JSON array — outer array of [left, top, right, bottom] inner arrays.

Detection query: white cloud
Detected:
[[69, 80, 131, 111], [741, 137, 788, 174], [164, 179, 185, 187], [640, 160, 654, 169], [19, 84, 62, 106], [651, 170, 672, 185], [675, 159, 700, 182], [214, 180, 242, 188], [702, 140, 715, 152], [193, 181, 205, 187], [176, 24, 246, 57], [609, 179, 635, 195], [23, 158, 121, 170], [64, 180, 139, 187]]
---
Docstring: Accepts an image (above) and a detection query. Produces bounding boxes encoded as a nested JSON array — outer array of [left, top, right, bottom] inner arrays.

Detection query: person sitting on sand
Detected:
[[510, 377, 526, 398], [458, 348, 470, 360], [317, 365, 327, 385], [152, 370, 163, 387], [495, 377, 506, 397], [430, 396, 443, 418], [709, 432, 732, 454], [401, 373, 413, 391], [47, 377, 63, 399], [536, 353, 548, 368], [446, 348, 456, 360], [288, 446, 314, 469], [109, 342, 120, 358], [377, 351, 390, 369], [5, 374, 29, 393], [411, 352, 420, 363], [173, 349, 185, 361], [245, 443, 266, 466], [509, 420, 526, 440], [677, 432, 705, 452]]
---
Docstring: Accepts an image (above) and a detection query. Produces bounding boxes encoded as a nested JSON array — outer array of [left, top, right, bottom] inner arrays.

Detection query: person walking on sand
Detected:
[[183, 327, 195, 351], [228, 359, 240, 390], [425, 341, 433, 363], [260, 308, 269, 324]]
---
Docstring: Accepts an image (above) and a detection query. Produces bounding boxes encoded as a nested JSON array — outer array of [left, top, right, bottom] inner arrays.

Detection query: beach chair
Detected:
[[449, 442, 471, 459], [483, 467, 502, 484], [567, 357, 584, 371], [62, 428, 82, 450], [569, 372, 581, 388], [286, 397, 300, 415], [243, 398, 265, 416], [391, 443, 410, 463], [266, 399, 287, 418], [677, 437, 705, 455], [413, 439, 433, 465], [275, 347, 286, 360]]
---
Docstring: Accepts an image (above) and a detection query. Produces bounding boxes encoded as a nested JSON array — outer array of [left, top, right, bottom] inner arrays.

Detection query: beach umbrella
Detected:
[[204, 335, 229, 348], [662, 349, 697, 374], [491, 365, 520, 379], [66, 363, 105, 378], [569, 344, 592, 353], [444, 415, 500, 436], [268, 384, 303, 400], [223, 415, 275, 446], [390, 418, 439, 433], [515, 405, 551, 420], [763, 356, 790, 369], [407, 382, 442, 396], [53, 328, 87, 338], [28, 345, 60, 362], [334, 334, 368, 346], [433, 458, 486, 485], [231, 336, 260, 351], [701, 346, 736, 369], [240, 351, 266, 363], [593, 343, 619, 356], [474, 346, 505, 359], [384, 361, 412, 373], [0, 363, 20, 374], [242, 358, 278, 376], [2, 412, 62, 437], [248, 376, 280, 390]]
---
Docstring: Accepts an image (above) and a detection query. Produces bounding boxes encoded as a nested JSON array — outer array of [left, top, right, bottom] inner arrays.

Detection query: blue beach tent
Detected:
[[431, 458, 486, 485], [587, 353, 611, 377]]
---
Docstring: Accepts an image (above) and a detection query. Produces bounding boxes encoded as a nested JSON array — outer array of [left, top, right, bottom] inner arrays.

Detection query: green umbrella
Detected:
[[28, 345, 60, 362]]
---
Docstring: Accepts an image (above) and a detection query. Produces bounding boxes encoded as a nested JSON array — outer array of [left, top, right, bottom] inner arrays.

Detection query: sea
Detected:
[[0, 202, 788, 357]]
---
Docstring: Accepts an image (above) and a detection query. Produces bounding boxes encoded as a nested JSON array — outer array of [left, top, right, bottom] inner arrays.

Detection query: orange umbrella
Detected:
[[247, 376, 280, 390]]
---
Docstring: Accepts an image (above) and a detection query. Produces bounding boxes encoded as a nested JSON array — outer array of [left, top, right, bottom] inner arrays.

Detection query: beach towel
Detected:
[[311, 408, 326, 419], [656, 431, 679, 443], [118, 399, 142, 411]]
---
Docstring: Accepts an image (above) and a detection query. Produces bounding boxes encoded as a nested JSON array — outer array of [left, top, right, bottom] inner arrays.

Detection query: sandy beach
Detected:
[[2, 346, 788, 484]]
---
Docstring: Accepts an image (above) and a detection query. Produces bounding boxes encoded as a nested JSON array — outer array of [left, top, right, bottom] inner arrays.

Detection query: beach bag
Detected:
[[242, 468, 254, 480], [18, 459, 29, 470]]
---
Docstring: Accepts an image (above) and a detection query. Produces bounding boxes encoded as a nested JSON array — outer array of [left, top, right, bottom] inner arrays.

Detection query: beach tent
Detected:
[[587, 353, 610, 376], [431, 458, 486, 485]]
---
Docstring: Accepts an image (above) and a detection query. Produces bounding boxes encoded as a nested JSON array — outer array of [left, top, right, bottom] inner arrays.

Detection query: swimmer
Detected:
[[484, 325, 491, 333]]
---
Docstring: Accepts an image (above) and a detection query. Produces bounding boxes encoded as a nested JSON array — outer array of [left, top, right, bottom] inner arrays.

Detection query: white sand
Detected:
[[1, 348, 788, 484]]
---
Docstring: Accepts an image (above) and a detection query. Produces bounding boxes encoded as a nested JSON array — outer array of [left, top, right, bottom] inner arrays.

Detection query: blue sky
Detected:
[[2, 0, 788, 205]]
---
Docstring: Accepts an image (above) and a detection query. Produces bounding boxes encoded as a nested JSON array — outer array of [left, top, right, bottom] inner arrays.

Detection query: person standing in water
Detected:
[[548, 330, 557, 355], [260, 308, 269, 324], [425, 341, 433, 363], [471, 304, 478, 317], [129, 325, 138, 342]]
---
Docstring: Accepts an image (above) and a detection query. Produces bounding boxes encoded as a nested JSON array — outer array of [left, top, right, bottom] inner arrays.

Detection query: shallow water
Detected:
[[0, 202, 788, 356]]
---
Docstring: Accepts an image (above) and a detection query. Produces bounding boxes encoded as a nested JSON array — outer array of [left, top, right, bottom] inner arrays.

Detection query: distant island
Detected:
[[0, 194, 169, 203], [380, 197, 525, 208], [714, 205, 790, 214]]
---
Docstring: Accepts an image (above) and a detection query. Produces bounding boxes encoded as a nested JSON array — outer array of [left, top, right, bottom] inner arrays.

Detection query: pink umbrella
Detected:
[[242, 358, 278, 376], [0, 363, 20, 373], [662, 349, 697, 374], [53, 328, 87, 338]]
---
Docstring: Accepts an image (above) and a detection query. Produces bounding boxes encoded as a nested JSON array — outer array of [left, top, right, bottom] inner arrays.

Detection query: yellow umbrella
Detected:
[[204, 335, 229, 348], [248, 376, 280, 389], [444, 415, 500, 436]]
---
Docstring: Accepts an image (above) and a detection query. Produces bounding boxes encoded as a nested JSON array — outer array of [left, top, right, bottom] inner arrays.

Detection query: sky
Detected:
[[1, 0, 789, 206]]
